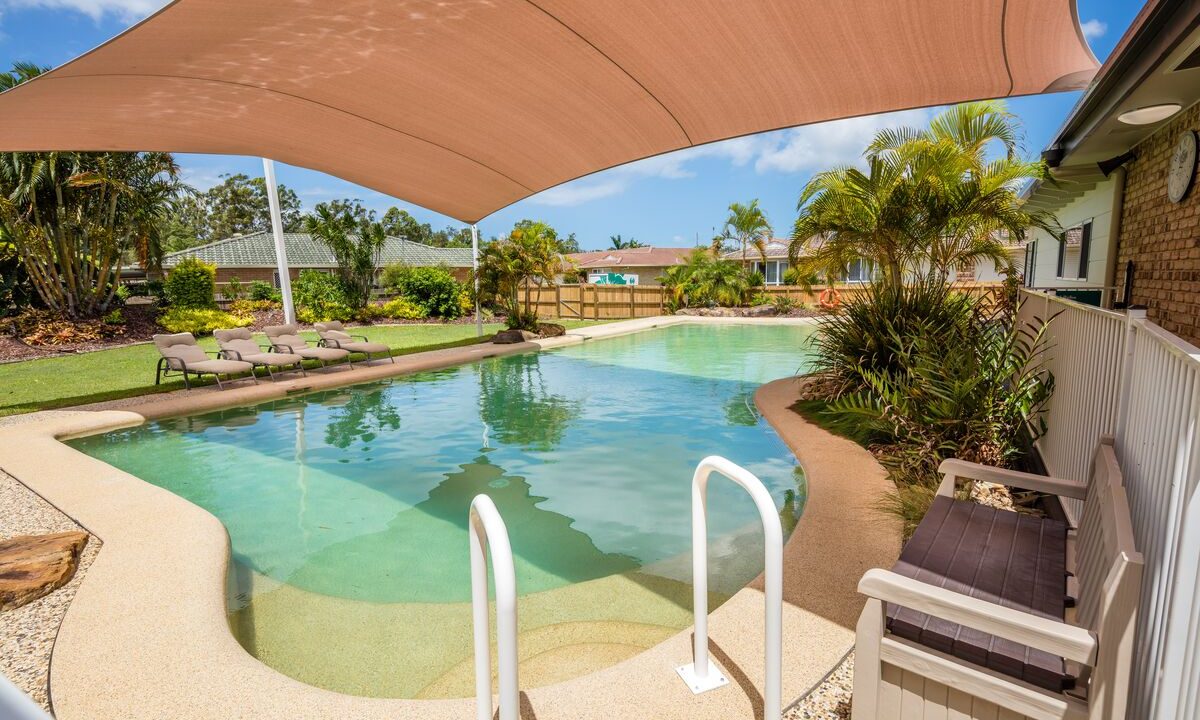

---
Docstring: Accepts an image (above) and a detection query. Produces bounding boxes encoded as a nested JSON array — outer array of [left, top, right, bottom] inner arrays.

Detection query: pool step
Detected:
[[414, 620, 676, 699]]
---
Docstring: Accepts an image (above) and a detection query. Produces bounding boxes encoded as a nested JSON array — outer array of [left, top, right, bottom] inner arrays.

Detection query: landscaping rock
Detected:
[[744, 304, 777, 317], [0, 531, 89, 611], [492, 329, 538, 344], [536, 323, 566, 338]]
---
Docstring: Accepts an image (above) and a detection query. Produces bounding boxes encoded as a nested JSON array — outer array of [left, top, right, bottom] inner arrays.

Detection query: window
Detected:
[[753, 261, 785, 285], [843, 259, 872, 283], [1057, 221, 1092, 280]]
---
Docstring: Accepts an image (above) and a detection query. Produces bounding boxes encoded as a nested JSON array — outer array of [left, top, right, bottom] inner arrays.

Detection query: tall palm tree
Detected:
[[609, 234, 643, 250], [790, 101, 1057, 286], [724, 200, 772, 267]]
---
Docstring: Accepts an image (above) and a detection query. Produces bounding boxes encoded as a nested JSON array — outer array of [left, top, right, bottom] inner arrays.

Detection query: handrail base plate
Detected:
[[676, 661, 730, 694]]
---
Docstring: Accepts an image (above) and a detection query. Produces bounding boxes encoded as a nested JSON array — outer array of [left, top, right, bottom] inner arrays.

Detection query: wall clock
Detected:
[[1168, 130, 1197, 204]]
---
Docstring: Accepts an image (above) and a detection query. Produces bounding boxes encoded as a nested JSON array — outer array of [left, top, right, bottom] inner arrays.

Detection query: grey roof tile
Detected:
[[162, 231, 473, 268]]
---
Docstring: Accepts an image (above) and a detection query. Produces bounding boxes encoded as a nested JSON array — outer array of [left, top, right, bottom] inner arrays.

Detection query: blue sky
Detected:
[[0, 1, 1142, 249]]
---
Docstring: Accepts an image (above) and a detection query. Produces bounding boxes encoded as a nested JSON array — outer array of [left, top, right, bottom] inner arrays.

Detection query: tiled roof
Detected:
[[723, 238, 795, 260], [567, 246, 696, 268], [162, 231, 474, 268]]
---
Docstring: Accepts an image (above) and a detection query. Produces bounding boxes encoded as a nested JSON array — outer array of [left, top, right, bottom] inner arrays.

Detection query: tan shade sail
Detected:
[[0, 0, 1097, 222]]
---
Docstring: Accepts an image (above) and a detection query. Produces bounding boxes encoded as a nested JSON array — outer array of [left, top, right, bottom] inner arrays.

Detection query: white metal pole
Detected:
[[262, 158, 296, 326], [471, 224, 482, 337], [469, 494, 519, 720], [678, 455, 783, 720]]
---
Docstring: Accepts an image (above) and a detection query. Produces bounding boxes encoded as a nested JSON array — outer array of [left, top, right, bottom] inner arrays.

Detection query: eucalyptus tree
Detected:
[[724, 200, 772, 265]]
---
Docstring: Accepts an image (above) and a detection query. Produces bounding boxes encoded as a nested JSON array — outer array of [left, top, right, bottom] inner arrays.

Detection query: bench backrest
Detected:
[[1076, 440, 1143, 718]]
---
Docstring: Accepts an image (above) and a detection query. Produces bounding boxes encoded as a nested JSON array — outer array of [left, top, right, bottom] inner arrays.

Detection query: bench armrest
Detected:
[[937, 458, 1087, 500], [220, 349, 243, 361], [858, 568, 1097, 665], [271, 343, 294, 353]]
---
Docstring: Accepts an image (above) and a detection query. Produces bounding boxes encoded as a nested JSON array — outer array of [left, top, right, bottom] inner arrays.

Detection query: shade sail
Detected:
[[0, 0, 1097, 222]]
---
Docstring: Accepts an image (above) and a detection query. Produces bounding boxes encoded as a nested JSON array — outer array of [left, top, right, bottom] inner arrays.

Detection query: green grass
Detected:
[[0, 320, 611, 417]]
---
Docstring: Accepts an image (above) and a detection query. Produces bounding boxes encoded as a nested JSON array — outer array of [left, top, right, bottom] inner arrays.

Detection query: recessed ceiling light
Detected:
[[1118, 104, 1183, 125]]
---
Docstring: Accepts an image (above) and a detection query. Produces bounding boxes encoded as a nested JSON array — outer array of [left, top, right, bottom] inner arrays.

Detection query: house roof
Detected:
[[723, 239, 793, 260], [0, 1, 1097, 223], [162, 231, 473, 268], [567, 247, 696, 269]]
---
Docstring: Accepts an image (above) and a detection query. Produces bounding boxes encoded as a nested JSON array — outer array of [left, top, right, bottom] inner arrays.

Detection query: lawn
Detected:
[[0, 320, 611, 417]]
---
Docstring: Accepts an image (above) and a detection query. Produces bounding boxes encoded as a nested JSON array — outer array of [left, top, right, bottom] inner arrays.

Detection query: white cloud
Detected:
[[1080, 19, 1107, 40], [753, 108, 935, 174], [2, 0, 166, 22], [529, 180, 625, 207]]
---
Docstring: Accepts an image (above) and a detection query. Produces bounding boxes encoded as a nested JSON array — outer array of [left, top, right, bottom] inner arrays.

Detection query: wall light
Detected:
[[1117, 104, 1183, 125]]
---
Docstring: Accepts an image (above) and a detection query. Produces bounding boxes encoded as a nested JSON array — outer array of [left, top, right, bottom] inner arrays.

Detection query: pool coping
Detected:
[[0, 316, 900, 719]]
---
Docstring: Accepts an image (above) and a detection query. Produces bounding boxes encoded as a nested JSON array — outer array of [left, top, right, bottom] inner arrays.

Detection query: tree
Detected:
[[477, 221, 570, 330], [303, 206, 385, 309], [790, 101, 1057, 287], [508, 219, 577, 254], [380, 207, 433, 244], [197, 174, 303, 243], [609, 234, 644, 250], [0, 137, 186, 317], [659, 248, 756, 308], [724, 200, 772, 265], [312, 198, 373, 225]]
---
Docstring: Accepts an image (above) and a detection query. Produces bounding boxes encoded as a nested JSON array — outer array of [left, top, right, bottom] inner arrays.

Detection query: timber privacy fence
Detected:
[[1017, 288, 1200, 720], [519, 283, 1004, 320]]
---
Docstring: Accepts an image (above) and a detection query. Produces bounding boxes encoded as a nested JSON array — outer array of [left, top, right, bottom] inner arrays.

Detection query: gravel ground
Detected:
[[0, 411, 97, 714], [784, 651, 853, 719]]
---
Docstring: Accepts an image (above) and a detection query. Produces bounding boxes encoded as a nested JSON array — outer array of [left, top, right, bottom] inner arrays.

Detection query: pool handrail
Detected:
[[677, 455, 783, 720], [468, 494, 519, 720], [0, 674, 51, 720]]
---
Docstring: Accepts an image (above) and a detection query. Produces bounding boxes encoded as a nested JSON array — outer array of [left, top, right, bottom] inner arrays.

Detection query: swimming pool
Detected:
[[70, 323, 815, 698]]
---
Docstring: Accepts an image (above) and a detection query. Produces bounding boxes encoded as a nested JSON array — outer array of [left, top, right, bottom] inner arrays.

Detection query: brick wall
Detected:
[[1118, 102, 1200, 345]]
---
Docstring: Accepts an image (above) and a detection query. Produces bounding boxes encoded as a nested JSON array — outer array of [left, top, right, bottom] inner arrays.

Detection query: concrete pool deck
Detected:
[[0, 316, 900, 719]]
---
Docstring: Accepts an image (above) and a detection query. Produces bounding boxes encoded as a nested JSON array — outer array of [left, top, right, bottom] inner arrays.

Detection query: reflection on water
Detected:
[[70, 323, 817, 696]]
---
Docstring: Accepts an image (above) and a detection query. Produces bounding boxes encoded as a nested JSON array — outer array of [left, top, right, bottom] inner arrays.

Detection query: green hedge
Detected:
[[164, 258, 217, 309], [380, 264, 465, 318]]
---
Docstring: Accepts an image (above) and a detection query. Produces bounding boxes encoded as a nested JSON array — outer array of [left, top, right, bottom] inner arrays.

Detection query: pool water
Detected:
[[70, 323, 816, 697]]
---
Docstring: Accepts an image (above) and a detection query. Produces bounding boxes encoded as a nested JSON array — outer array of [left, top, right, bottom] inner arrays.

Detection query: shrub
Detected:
[[122, 280, 165, 300], [102, 309, 124, 325], [224, 276, 245, 301], [354, 304, 388, 322], [114, 284, 131, 306], [380, 297, 425, 319], [164, 258, 217, 309], [158, 307, 251, 335], [660, 250, 757, 308], [458, 287, 474, 317], [248, 280, 282, 302], [380, 264, 465, 318], [292, 270, 349, 322], [229, 298, 280, 315], [771, 295, 799, 314]]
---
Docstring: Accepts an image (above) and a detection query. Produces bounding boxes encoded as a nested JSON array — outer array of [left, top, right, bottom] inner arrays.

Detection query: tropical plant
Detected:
[[724, 200, 772, 265], [304, 207, 385, 309], [223, 275, 245, 301], [0, 145, 187, 317], [162, 258, 216, 309], [659, 248, 756, 308], [380, 297, 425, 320], [158, 307, 252, 335], [790, 101, 1058, 286], [248, 280, 281, 302], [609, 234, 644, 250], [477, 221, 570, 331], [379, 264, 464, 318], [291, 269, 350, 321]]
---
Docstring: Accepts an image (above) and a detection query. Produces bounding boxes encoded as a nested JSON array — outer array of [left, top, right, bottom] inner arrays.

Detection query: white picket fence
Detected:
[[1017, 289, 1200, 720]]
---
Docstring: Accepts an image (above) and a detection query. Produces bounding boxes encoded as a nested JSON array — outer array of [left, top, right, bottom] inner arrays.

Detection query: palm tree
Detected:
[[724, 200, 772, 267], [478, 221, 570, 330], [659, 248, 754, 308], [790, 101, 1057, 287], [609, 234, 643, 250]]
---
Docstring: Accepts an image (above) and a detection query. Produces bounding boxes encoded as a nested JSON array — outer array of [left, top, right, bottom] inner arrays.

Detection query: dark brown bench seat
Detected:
[[885, 495, 1072, 691]]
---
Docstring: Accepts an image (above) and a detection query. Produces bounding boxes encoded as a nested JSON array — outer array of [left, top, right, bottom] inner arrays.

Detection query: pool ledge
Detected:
[[0, 318, 901, 719]]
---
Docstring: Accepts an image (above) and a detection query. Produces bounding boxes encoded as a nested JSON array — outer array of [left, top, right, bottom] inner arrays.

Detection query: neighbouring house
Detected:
[[564, 247, 695, 286], [722, 238, 1021, 285], [160, 231, 474, 292], [1022, 0, 1200, 344]]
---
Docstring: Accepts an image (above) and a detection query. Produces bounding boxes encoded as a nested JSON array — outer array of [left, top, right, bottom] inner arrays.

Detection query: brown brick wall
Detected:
[[1118, 102, 1200, 346], [170, 265, 472, 293]]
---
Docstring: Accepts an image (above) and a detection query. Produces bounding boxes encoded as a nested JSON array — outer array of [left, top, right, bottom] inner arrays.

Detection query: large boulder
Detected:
[[493, 328, 538, 344], [536, 323, 566, 338], [0, 530, 89, 611]]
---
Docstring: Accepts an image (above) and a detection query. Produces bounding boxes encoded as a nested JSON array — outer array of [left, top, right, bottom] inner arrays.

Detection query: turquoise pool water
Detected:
[[70, 323, 816, 697]]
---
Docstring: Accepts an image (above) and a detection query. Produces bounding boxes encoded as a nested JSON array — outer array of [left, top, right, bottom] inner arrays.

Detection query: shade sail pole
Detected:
[[262, 158, 296, 325], [471, 224, 482, 337]]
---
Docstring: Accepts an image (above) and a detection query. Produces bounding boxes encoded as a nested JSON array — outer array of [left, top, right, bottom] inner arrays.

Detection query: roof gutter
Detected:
[[1043, 0, 1200, 167]]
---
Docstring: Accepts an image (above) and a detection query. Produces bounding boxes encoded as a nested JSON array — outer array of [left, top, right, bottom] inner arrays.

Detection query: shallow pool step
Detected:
[[415, 620, 676, 699]]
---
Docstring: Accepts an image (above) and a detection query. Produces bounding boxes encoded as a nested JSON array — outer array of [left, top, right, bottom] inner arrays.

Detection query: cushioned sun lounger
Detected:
[[153, 332, 257, 390], [313, 321, 393, 364], [214, 328, 306, 381], [262, 324, 351, 367]]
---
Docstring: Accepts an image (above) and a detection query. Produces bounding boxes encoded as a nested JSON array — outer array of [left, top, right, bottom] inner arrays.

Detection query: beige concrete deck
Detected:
[[0, 316, 899, 719]]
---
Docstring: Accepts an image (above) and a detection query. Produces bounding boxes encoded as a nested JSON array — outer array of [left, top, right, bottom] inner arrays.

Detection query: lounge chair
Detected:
[[153, 333, 257, 390], [313, 321, 394, 364], [214, 328, 307, 381], [262, 324, 352, 367]]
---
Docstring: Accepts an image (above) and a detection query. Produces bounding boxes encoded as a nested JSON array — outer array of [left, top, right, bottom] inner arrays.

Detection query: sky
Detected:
[[0, 1, 1144, 250]]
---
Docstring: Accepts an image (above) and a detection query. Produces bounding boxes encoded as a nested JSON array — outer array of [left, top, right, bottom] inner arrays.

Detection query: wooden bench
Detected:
[[852, 438, 1143, 720]]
